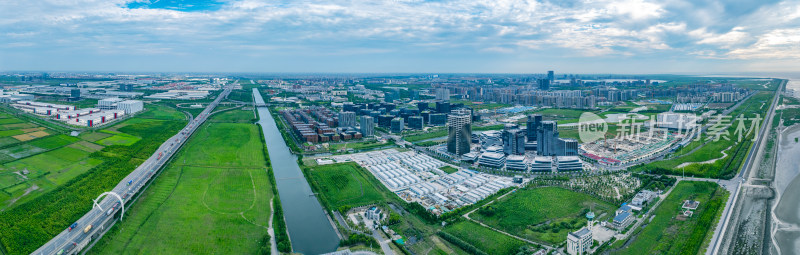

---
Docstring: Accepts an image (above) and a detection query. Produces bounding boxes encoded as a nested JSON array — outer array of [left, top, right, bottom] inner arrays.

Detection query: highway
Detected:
[[32, 83, 235, 255]]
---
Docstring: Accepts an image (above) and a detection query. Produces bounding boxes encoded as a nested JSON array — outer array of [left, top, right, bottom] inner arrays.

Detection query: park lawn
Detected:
[[89, 114, 272, 254], [210, 109, 255, 123], [443, 220, 527, 255], [307, 162, 385, 210], [96, 130, 142, 146], [27, 134, 80, 150], [612, 181, 727, 255], [471, 187, 615, 244]]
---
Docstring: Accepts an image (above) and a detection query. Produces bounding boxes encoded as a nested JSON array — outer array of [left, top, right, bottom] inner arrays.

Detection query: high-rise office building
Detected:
[[527, 114, 542, 142], [538, 79, 550, 90], [390, 118, 404, 133], [417, 102, 429, 112], [435, 88, 450, 101], [377, 115, 394, 128], [360, 116, 375, 137], [429, 113, 447, 126], [447, 109, 471, 156], [408, 116, 423, 130], [338, 111, 356, 128], [502, 124, 526, 155], [435, 101, 451, 113], [537, 121, 558, 156], [547, 70, 555, 83]]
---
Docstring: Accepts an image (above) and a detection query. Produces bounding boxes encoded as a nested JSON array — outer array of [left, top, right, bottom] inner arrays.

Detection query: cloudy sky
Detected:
[[1, 0, 800, 73]]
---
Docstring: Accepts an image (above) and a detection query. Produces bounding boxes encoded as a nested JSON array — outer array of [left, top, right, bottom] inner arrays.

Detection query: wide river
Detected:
[[253, 89, 339, 254]]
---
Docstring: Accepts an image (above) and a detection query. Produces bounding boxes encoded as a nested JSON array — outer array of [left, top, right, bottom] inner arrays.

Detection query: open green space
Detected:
[[439, 166, 458, 174], [471, 187, 615, 245], [442, 220, 527, 255], [96, 130, 142, 146], [209, 108, 255, 123], [611, 181, 727, 255], [90, 110, 271, 254], [27, 134, 80, 150], [328, 140, 393, 153], [635, 90, 775, 178], [306, 162, 385, 210], [0, 111, 186, 254], [404, 129, 447, 143], [132, 103, 184, 120]]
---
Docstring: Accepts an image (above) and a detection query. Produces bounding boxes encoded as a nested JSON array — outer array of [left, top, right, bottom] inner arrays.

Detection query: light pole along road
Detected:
[[32, 83, 235, 255]]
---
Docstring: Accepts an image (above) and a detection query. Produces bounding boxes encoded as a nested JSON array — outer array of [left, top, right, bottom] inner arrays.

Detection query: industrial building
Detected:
[[144, 90, 210, 100], [117, 100, 144, 114]]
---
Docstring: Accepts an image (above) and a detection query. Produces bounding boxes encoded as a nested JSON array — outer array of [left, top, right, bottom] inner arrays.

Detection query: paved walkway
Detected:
[[268, 197, 279, 255]]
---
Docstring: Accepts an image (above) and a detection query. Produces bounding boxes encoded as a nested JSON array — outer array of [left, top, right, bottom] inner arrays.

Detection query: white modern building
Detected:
[[505, 155, 528, 171], [556, 156, 584, 172], [478, 152, 506, 168], [567, 227, 592, 255], [530, 156, 553, 172]]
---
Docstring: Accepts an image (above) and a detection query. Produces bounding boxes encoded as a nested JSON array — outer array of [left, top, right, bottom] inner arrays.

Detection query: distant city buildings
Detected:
[[435, 88, 450, 101]]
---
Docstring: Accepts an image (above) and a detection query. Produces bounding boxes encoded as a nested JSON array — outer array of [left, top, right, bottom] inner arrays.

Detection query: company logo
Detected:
[[578, 112, 607, 143]]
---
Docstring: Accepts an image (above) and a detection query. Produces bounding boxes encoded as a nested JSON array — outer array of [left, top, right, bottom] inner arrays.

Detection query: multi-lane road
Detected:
[[32, 83, 234, 255]]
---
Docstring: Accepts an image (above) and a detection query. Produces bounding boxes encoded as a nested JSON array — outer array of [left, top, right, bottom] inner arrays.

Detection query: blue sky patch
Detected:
[[125, 0, 225, 12]]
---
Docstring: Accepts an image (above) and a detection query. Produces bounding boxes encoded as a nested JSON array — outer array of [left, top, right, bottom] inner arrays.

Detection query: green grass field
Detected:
[[306, 162, 385, 210], [0, 107, 188, 254], [471, 187, 615, 244], [90, 111, 272, 254], [443, 220, 527, 255], [210, 108, 255, 123], [611, 181, 727, 255], [134, 104, 185, 120], [439, 166, 458, 174], [96, 130, 142, 146]]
